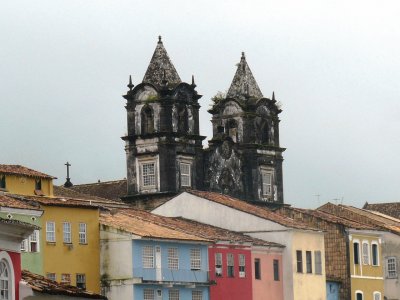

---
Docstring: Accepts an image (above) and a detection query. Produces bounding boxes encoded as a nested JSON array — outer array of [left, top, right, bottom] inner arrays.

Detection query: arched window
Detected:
[[177, 106, 188, 134], [226, 119, 238, 143], [141, 106, 154, 135], [0, 258, 12, 300]]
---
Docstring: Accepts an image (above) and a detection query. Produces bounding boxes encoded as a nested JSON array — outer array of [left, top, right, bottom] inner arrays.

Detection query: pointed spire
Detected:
[[191, 75, 196, 88], [143, 36, 181, 87], [226, 52, 263, 100], [272, 91, 275, 101], [127, 75, 134, 91]]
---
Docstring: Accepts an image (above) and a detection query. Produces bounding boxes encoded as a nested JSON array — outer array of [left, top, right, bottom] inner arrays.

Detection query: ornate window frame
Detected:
[[0, 251, 15, 300]]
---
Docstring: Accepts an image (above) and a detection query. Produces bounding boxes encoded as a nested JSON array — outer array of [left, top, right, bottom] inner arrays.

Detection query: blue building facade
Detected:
[[133, 240, 210, 300]]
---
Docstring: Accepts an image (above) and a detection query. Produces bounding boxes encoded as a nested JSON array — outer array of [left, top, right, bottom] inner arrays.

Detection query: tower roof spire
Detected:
[[143, 36, 181, 87], [226, 52, 263, 99]]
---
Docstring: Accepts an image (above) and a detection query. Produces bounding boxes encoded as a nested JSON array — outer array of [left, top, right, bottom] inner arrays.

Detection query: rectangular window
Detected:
[[374, 292, 381, 300], [169, 289, 179, 300], [356, 292, 363, 300], [29, 230, 39, 252], [79, 223, 87, 244], [190, 248, 201, 270], [387, 257, 397, 278], [168, 248, 179, 270], [372, 243, 379, 266], [354, 242, 360, 264], [215, 253, 222, 276], [143, 246, 155, 268], [227, 253, 234, 277], [35, 179, 42, 190], [238, 254, 245, 278], [46, 273, 56, 281], [296, 250, 303, 273], [21, 239, 27, 251], [180, 163, 191, 187], [306, 251, 312, 273], [255, 258, 261, 279], [192, 291, 202, 300], [261, 170, 272, 196], [0, 175, 5, 189], [273, 259, 280, 281], [61, 273, 71, 285], [144, 289, 155, 300], [362, 242, 370, 265], [142, 163, 156, 187], [63, 222, 72, 243], [46, 221, 55, 242], [76, 274, 86, 290], [315, 251, 322, 275]]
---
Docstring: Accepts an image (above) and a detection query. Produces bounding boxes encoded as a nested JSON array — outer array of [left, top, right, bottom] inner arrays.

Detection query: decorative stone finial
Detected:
[[127, 75, 134, 91], [191, 75, 196, 88], [158, 35, 162, 43], [64, 161, 73, 188], [272, 91, 275, 101], [241, 52, 246, 59]]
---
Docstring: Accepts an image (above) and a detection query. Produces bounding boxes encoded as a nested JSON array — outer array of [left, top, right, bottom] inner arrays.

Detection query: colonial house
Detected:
[[152, 190, 326, 300], [276, 206, 383, 300], [99, 209, 211, 300], [319, 203, 400, 300]]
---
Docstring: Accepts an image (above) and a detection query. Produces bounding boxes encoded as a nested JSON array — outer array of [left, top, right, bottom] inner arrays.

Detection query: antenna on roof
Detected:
[[64, 162, 73, 188]]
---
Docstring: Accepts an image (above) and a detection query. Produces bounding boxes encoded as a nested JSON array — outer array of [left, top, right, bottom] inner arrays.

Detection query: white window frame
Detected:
[[168, 248, 179, 270], [143, 245, 155, 269], [179, 162, 191, 187], [371, 242, 379, 266], [28, 230, 40, 252], [260, 166, 274, 199], [215, 253, 223, 276], [192, 290, 202, 300], [355, 290, 363, 300], [373, 291, 381, 300], [190, 248, 201, 270], [137, 156, 159, 192], [46, 221, 56, 242], [362, 241, 370, 265], [0, 252, 15, 300], [20, 239, 28, 252], [227, 253, 234, 277], [239, 254, 246, 278], [46, 273, 56, 281], [76, 273, 86, 290], [144, 289, 155, 300], [63, 222, 72, 244], [61, 273, 71, 285], [168, 289, 179, 300], [387, 257, 397, 278], [79, 223, 87, 244]]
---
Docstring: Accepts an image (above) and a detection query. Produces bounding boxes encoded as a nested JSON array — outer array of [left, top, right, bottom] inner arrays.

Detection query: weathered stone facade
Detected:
[[122, 38, 284, 205]]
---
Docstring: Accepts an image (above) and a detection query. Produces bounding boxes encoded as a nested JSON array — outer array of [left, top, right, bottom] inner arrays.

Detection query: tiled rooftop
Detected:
[[0, 193, 40, 210], [363, 202, 400, 219], [0, 164, 56, 179], [186, 190, 319, 231], [100, 210, 210, 243], [0, 217, 40, 230], [22, 270, 107, 299], [121, 209, 284, 248], [66, 179, 127, 201]]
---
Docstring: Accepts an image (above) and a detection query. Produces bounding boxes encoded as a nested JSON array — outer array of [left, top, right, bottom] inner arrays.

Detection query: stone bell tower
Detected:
[[205, 52, 285, 204], [122, 37, 205, 204]]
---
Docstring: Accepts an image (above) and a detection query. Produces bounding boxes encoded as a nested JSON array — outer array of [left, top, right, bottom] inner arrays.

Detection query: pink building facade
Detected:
[[252, 248, 284, 300]]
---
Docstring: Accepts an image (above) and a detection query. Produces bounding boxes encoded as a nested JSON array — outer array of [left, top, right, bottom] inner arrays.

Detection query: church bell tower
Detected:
[[122, 37, 205, 204]]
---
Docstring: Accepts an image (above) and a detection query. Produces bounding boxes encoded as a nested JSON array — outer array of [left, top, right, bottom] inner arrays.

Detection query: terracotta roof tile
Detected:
[[100, 210, 210, 243], [22, 270, 107, 299], [0, 164, 56, 179], [67, 180, 127, 201], [121, 209, 284, 248], [54, 186, 130, 209], [0, 217, 40, 230], [186, 190, 319, 231], [363, 202, 400, 219], [0, 193, 40, 210]]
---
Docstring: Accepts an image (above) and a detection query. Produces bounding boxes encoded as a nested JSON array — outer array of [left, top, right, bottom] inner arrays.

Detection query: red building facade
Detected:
[[209, 244, 253, 300]]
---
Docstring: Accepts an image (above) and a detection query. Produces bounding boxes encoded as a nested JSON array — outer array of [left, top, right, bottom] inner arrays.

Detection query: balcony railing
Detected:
[[133, 268, 209, 283]]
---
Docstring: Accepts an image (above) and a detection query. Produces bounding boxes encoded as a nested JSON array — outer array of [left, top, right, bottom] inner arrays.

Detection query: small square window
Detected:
[[169, 289, 179, 300], [192, 290, 202, 300], [61, 273, 71, 285], [144, 289, 155, 300], [46, 273, 56, 281]]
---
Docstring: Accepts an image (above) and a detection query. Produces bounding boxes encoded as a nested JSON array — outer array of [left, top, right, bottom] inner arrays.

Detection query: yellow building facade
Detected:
[[349, 230, 384, 300], [0, 164, 54, 196], [40, 204, 101, 293]]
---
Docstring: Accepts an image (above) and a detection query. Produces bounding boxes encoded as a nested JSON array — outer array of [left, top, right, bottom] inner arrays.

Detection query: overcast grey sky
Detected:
[[1, 0, 399, 208]]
